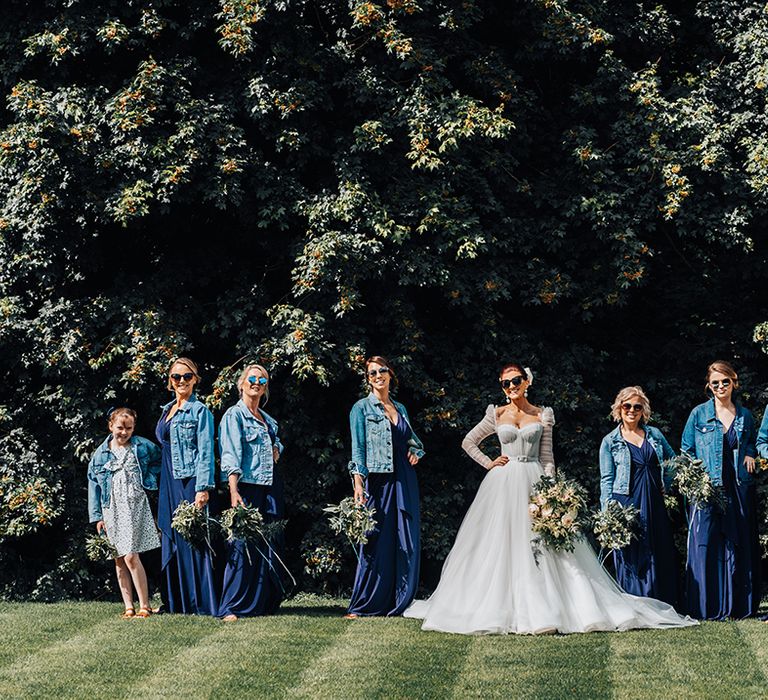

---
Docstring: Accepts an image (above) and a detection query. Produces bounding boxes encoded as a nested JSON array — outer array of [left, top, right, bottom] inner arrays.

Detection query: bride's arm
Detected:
[[461, 405, 496, 469], [540, 407, 556, 477]]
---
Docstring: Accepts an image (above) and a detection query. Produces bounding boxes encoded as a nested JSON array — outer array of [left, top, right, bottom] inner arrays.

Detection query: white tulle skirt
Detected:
[[404, 458, 697, 635]]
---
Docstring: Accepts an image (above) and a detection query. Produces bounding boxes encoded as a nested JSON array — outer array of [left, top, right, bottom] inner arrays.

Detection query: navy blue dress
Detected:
[[612, 439, 678, 607], [348, 413, 420, 616], [156, 410, 219, 615], [686, 422, 761, 619], [218, 423, 285, 618]]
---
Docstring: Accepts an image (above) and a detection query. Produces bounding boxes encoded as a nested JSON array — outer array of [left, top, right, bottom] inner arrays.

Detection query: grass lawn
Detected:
[[0, 594, 766, 699]]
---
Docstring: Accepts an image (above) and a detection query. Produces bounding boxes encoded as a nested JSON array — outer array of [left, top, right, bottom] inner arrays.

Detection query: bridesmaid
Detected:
[[598, 386, 679, 607], [218, 364, 285, 620], [346, 355, 425, 618], [681, 361, 760, 619], [156, 357, 218, 615]]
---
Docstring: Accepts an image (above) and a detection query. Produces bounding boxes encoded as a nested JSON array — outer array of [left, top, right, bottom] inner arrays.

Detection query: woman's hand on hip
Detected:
[[194, 490, 210, 509], [488, 456, 509, 469]]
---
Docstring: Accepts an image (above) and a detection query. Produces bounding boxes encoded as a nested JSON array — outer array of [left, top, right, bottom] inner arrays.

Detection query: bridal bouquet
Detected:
[[665, 454, 727, 512], [528, 475, 590, 557], [85, 531, 118, 561], [324, 496, 377, 547], [593, 501, 641, 552]]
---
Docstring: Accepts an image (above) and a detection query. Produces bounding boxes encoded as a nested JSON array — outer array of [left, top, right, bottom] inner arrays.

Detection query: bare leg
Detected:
[[114, 557, 135, 611], [123, 552, 151, 610]]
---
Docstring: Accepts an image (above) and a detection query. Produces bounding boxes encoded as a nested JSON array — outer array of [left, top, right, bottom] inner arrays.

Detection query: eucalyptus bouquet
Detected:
[[85, 531, 118, 561], [665, 454, 727, 512], [528, 475, 591, 559], [171, 500, 220, 549], [324, 496, 377, 549], [593, 500, 641, 563]]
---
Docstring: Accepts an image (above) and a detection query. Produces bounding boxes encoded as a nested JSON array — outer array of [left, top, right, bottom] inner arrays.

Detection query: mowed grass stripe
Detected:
[[284, 616, 470, 699], [735, 621, 768, 688], [129, 612, 348, 698], [609, 622, 768, 699], [0, 602, 112, 668], [451, 631, 613, 699], [0, 612, 221, 700]]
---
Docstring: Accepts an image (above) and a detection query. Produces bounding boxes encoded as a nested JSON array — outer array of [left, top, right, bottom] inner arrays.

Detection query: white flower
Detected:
[[561, 513, 574, 527], [524, 367, 534, 386], [528, 503, 540, 516], [542, 507, 554, 518]]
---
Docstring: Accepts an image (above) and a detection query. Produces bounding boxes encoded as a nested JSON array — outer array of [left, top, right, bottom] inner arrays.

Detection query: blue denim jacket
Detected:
[[598, 425, 675, 510], [755, 405, 768, 459], [87, 435, 161, 523], [681, 399, 756, 486], [160, 394, 216, 492], [348, 393, 425, 478], [219, 400, 284, 486]]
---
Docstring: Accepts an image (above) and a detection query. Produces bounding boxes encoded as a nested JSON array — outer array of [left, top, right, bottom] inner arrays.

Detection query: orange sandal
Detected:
[[135, 608, 152, 619], [121, 608, 136, 619]]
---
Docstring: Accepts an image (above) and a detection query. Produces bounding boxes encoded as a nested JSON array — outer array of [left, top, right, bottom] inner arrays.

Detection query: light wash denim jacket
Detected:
[[681, 399, 756, 486], [87, 435, 161, 523], [219, 400, 284, 486], [756, 405, 768, 459], [598, 424, 675, 510], [348, 393, 425, 478], [160, 394, 216, 492]]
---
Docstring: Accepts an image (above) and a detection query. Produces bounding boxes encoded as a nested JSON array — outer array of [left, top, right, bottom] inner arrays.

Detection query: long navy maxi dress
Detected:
[[686, 422, 761, 619], [612, 439, 678, 607], [348, 412, 420, 616], [218, 424, 286, 618], [156, 411, 219, 615]]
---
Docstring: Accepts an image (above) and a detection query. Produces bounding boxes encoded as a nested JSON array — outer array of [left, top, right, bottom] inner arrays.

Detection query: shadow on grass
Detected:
[[278, 604, 347, 617]]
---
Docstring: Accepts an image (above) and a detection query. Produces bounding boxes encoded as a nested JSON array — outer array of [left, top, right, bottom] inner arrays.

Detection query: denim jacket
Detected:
[[160, 394, 216, 492], [219, 400, 284, 486], [348, 393, 425, 478], [87, 435, 161, 523], [681, 399, 756, 486], [756, 405, 768, 460], [598, 425, 675, 510]]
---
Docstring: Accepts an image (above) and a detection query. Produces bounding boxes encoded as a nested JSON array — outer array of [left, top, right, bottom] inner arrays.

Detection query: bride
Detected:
[[404, 362, 697, 635]]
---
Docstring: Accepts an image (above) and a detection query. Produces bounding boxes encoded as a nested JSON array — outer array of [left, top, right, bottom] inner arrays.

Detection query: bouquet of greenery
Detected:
[[171, 500, 219, 550], [528, 475, 591, 560], [323, 496, 377, 552], [666, 454, 727, 512], [85, 531, 118, 561], [592, 500, 641, 563], [219, 503, 295, 589]]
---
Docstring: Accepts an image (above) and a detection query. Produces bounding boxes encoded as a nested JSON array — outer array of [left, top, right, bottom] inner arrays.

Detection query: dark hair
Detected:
[[499, 361, 527, 378], [365, 355, 399, 389], [705, 360, 738, 393], [107, 407, 137, 429]]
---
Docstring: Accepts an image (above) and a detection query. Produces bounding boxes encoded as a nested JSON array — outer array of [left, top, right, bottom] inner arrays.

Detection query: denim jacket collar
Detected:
[[702, 398, 746, 431], [161, 393, 199, 413], [94, 434, 140, 457], [234, 399, 277, 429], [607, 423, 654, 444]]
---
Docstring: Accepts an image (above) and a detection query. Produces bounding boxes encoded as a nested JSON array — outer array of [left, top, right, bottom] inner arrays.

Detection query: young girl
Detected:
[[87, 407, 162, 618]]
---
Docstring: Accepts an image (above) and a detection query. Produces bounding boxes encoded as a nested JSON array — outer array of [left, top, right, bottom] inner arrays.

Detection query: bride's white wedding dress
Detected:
[[404, 406, 697, 635]]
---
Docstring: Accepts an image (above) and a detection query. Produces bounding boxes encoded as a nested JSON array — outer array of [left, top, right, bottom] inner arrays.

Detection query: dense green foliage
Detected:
[[1, 0, 768, 598]]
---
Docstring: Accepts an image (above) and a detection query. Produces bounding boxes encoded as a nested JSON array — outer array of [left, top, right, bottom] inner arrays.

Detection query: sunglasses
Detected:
[[709, 379, 731, 389], [367, 367, 390, 378], [621, 403, 644, 413], [170, 372, 194, 382], [247, 375, 268, 386], [500, 376, 526, 389]]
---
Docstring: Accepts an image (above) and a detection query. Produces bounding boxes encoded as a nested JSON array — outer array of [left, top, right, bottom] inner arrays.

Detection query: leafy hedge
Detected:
[[1, 0, 767, 599]]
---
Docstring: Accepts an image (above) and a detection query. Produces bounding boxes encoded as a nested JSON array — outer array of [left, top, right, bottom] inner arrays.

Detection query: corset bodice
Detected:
[[497, 423, 543, 461]]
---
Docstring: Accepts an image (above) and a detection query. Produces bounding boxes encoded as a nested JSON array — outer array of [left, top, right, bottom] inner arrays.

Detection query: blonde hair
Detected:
[[705, 360, 738, 393], [610, 386, 651, 424], [237, 364, 270, 406], [167, 357, 201, 391]]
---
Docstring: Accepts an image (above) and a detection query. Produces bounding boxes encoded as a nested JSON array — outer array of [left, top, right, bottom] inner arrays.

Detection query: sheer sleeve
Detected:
[[461, 404, 497, 470], [539, 407, 556, 477]]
